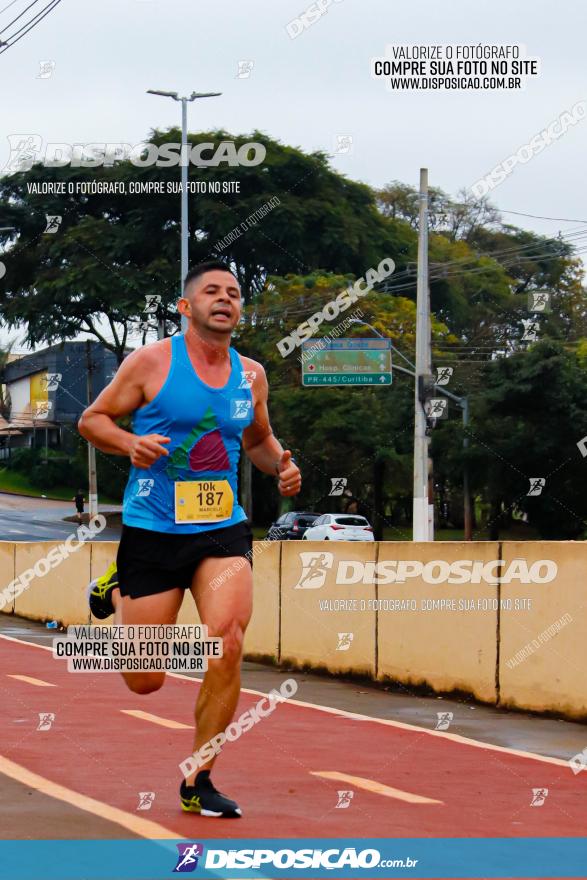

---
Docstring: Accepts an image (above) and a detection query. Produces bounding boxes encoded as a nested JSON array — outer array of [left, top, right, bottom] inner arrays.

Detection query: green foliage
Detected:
[[0, 129, 410, 361], [444, 341, 587, 538], [1, 139, 586, 537], [7, 447, 85, 490], [5, 440, 128, 500]]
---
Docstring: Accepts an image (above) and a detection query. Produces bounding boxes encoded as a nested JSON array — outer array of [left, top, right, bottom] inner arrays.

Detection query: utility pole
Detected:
[[413, 168, 432, 541], [462, 397, 472, 540], [85, 341, 98, 519], [156, 301, 165, 342], [426, 218, 435, 541], [147, 88, 222, 333], [351, 312, 471, 541]]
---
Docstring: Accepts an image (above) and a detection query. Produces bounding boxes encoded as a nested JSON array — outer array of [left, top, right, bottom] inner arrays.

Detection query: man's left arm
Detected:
[[241, 364, 301, 497]]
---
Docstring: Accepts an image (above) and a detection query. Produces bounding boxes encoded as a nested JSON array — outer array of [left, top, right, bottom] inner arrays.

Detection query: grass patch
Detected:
[[0, 468, 119, 505]]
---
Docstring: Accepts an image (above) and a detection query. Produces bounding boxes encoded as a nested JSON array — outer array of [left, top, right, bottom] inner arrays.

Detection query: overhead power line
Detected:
[[3, 0, 58, 42], [0, 0, 23, 16], [0, 0, 42, 32], [0, 0, 61, 54], [499, 209, 587, 224]]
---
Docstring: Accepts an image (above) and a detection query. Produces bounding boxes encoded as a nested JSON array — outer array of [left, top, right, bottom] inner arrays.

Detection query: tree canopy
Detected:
[[1, 134, 586, 537], [0, 129, 411, 361]]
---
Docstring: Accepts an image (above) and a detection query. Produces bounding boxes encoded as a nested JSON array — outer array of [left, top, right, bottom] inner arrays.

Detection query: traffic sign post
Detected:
[[301, 338, 392, 386]]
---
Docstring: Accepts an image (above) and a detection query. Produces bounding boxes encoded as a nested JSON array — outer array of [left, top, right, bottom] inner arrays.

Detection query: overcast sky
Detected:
[[1, 0, 585, 352]]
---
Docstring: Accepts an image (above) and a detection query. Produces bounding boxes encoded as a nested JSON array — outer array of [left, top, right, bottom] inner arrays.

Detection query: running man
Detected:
[[78, 260, 301, 818]]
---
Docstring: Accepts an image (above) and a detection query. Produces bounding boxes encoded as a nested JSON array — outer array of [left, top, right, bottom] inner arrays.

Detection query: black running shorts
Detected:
[[116, 520, 253, 599]]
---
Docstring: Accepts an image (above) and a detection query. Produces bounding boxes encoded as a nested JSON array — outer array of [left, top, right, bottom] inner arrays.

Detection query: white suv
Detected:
[[302, 514, 374, 541]]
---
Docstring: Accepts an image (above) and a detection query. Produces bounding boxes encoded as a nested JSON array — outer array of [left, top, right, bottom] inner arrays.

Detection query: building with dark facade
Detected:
[[0, 341, 121, 457]]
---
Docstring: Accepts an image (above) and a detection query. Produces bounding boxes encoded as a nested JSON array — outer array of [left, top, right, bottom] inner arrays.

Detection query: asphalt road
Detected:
[[0, 493, 121, 542]]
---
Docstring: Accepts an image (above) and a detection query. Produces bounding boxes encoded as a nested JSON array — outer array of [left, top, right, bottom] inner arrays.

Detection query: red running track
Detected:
[[1, 634, 586, 842]]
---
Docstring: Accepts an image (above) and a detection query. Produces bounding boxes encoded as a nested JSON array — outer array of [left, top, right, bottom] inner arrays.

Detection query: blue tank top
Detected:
[[122, 334, 254, 533]]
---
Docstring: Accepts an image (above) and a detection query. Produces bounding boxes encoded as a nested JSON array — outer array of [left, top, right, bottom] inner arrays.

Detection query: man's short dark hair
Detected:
[[183, 261, 237, 291]]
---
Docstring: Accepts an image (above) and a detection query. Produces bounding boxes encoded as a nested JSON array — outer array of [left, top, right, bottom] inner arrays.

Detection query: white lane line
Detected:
[[0, 754, 180, 838], [120, 709, 190, 730], [311, 770, 443, 804], [7, 674, 56, 687]]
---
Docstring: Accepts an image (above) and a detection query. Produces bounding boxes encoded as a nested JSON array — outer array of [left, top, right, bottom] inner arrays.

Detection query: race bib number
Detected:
[[174, 480, 233, 524]]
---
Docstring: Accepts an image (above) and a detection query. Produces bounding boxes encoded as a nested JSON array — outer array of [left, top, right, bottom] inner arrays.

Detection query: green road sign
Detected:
[[301, 338, 392, 386]]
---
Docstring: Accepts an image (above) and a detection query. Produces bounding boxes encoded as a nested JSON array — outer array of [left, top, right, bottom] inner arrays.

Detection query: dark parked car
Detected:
[[266, 512, 320, 541]]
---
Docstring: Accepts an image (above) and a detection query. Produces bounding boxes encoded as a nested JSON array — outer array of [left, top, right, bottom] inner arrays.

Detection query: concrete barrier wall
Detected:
[[499, 542, 587, 719], [13, 541, 91, 628], [244, 541, 280, 659], [1, 538, 586, 719], [0, 543, 15, 613], [377, 542, 500, 703], [281, 541, 377, 675]]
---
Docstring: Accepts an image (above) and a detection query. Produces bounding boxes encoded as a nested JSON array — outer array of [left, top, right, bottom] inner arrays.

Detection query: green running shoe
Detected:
[[87, 561, 118, 619]]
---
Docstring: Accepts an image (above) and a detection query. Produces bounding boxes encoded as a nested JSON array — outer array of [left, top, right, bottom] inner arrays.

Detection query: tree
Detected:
[[467, 225, 587, 346], [461, 341, 587, 539], [375, 181, 500, 241], [374, 181, 585, 353], [0, 129, 412, 360]]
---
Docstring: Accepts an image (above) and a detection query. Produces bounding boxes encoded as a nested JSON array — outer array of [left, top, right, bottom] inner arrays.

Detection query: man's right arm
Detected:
[[78, 348, 170, 469]]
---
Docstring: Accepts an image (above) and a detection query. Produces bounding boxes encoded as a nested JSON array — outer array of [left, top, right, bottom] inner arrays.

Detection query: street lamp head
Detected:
[[189, 91, 222, 101], [147, 89, 179, 100], [147, 89, 222, 102]]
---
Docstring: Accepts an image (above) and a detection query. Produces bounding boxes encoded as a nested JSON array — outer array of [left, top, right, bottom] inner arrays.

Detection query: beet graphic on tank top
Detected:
[[188, 429, 230, 471], [165, 407, 231, 479]]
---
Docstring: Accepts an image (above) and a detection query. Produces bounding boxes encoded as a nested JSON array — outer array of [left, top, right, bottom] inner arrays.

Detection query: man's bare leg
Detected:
[[184, 556, 253, 785], [111, 586, 184, 694]]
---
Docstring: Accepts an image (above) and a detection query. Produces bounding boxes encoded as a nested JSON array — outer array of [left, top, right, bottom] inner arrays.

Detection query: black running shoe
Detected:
[[87, 562, 118, 619], [180, 771, 242, 818]]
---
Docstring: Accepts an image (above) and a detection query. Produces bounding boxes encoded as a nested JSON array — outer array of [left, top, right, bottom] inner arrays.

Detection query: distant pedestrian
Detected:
[[73, 489, 85, 522], [342, 488, 359, 514]]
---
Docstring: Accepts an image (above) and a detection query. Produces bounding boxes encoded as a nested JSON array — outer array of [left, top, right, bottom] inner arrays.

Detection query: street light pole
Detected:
[[180, 96, 189, 330], [147, 88, 222, 333], [414, 168, 431, 541]]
